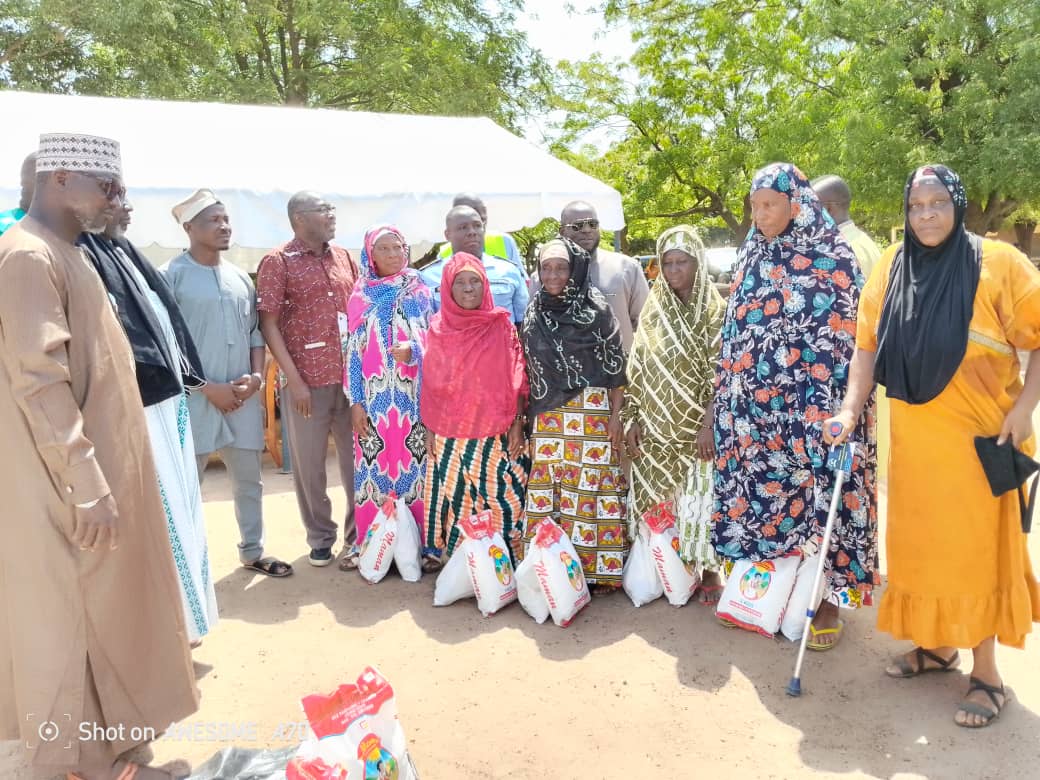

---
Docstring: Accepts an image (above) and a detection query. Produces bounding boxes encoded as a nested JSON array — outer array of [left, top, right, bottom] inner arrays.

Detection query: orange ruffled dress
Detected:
[[859, 239, 1040, 648]]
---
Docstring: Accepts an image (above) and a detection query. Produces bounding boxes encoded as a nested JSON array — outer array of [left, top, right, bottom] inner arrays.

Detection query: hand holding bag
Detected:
[[973, 435, 1039, 533]]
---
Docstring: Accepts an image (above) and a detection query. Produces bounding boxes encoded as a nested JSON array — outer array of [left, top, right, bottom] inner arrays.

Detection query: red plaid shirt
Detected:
[[257, 239, 359, 387]]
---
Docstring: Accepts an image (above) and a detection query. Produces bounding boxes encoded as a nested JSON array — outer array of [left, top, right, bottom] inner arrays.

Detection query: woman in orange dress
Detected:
[[826, 164, 1040, 728]]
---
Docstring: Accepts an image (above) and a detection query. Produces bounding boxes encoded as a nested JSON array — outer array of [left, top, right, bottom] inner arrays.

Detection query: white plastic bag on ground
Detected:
[[780, 553, 824, 641], [515, 518, 591, 627], [622, 526, 663, 607], [286, 667, 419, 780], [643, 503, 700, 607], [716, 556, 800, 637], [393, 499, 422, 583], [516, 551, 551, 623], [433, 510, 517, 615], [459, 510, 518, 616], [432, 545, 472, 606], [358, 496, 399, 584]]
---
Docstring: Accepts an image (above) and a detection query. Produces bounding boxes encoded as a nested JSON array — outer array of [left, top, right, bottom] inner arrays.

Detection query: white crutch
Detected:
[[787, 420, 857, 697]]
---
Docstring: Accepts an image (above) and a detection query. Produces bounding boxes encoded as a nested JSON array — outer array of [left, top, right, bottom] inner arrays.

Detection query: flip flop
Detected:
[[807, 619, 845, 651], [955, 676, 1006, 728], [885, 647, 960, 678], [242, 557, 293, 578]]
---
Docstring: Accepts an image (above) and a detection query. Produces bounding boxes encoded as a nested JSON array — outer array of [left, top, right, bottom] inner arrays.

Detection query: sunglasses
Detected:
[[75, 170, 122, 200], [563, 218, 599, 231]]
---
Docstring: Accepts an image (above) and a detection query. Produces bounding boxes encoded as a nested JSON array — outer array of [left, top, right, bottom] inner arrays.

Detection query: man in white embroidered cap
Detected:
[[0, 133, 198, 779]]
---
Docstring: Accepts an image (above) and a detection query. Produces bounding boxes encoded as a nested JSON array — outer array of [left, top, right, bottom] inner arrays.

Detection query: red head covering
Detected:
[[420, 252, 528, 438]]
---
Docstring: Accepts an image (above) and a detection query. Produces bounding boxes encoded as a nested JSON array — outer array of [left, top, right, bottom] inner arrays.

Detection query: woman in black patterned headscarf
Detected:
[[520, 237, 629, 591]]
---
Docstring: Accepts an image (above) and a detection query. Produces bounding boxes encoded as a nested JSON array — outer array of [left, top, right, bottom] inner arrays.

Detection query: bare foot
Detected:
[[695, 570, 723, 605]]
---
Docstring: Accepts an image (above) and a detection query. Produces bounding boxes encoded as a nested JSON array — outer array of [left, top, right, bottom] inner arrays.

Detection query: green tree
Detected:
[[560, 0, 1040, 244], [0, 0, 550, 131]]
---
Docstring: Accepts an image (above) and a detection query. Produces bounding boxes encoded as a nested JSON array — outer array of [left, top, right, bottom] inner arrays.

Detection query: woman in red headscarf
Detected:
[[420, 252, 529, 571]]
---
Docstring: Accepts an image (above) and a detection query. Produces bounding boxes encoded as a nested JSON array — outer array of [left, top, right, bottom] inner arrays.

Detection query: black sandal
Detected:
[[421, 553, 443, 573], [955, 676, 1006, 728], [885, 647, 960, 678], [243, 557, 294, 578]]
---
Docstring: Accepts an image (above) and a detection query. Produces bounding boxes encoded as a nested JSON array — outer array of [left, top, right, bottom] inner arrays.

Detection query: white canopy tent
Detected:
[[0, 90, 625, 269]]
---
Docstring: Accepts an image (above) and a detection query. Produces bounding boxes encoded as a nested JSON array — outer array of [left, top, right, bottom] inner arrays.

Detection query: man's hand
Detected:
[[72, 494, 119, 552], [232, 373, 261, 402], [288, 379, 312, 418], [203, 382, 242, 413]]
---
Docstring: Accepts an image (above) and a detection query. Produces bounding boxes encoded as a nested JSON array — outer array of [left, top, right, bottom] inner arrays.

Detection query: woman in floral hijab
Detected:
[[712, 163, 878, 647]]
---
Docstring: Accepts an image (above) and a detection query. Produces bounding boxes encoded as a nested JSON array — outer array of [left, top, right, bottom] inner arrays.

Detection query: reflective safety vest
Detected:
[[437, 233, 510, 261]]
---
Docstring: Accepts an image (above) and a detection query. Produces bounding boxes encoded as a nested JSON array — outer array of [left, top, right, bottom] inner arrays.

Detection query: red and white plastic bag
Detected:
[[515, 518, 591, 627], [433, 510, 517, 616], [643, 502, 700, 607], [358, 496, 422, 584], [286, 667, 418, 780], [715, 556, 799, 637]]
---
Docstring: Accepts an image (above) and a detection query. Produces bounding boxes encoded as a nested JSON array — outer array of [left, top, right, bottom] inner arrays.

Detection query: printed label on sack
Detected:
[[533, 518, 564, 547], [359, 522, 381, 559], [642, 501, 677, 534], [465, 551, 484, 602], [458, 510, 494, 541], [739, 561, 776, 601], [560, 551, 584, 590], [357, 733, 399, 779], [489, 545, 514, 587], [533, 561, 559, 610], [373, 531, 396, 572]]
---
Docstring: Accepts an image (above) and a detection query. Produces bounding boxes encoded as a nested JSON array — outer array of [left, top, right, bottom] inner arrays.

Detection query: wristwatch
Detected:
[[251, 372, 265, 391]]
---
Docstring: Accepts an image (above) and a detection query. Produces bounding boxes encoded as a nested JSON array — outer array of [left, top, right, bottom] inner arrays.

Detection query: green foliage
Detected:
[[560, 0, 1040, 244], [0, 0, 551, 132]]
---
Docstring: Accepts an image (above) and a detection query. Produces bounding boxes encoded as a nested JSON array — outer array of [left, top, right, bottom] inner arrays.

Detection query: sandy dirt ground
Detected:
[[3, 454, 1038, 780]]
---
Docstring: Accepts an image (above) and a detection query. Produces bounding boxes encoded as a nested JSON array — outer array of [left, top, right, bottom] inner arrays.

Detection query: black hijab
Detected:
[[78, 232, 206, 407], [874, 165, 982, 405], [521, 236, 627, 418]]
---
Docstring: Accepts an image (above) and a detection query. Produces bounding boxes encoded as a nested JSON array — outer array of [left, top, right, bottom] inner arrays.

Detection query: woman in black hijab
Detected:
[[826, 165, 1040, 728], [521, 237, 629, 592]]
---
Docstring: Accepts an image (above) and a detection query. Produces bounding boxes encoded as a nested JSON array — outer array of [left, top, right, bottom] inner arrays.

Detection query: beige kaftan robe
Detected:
[[0, 217, 199, 776]]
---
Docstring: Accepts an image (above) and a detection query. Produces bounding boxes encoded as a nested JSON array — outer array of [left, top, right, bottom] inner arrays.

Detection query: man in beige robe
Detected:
[[0, 133, 198, 779]]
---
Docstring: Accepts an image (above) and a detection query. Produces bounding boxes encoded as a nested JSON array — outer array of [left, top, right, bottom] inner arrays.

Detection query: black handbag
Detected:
[[973, 435, 1039, 533]]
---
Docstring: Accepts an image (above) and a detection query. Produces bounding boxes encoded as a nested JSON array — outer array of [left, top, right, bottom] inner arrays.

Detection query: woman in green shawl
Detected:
[[622, 225, 727, 602]]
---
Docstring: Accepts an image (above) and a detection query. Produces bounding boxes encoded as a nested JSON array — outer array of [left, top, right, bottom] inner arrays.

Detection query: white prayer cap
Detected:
[[171, 189, 221, 224], [36, 133, 122, 176]]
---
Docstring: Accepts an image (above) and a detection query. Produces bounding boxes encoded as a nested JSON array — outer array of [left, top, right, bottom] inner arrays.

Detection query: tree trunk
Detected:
[[965, 193, 1019, 235], [1014, 220, 1037, 258]]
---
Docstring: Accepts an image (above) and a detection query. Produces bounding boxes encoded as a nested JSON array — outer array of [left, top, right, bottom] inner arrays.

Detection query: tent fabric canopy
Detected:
[[0, 90, 625, 251]]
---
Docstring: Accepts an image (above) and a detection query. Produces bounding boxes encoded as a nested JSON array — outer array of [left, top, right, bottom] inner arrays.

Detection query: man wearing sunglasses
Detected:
[[560, 201, 649, 352], [0, 133, 198, 779]]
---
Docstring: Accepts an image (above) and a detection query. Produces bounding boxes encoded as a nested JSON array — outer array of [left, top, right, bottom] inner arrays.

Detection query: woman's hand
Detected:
[[389, 342, 412, 364], [625, 421, 642, 459], [822, 409, 856, 445], [507, 419, 525, 460], [695, 421, 715, 462], [351, 403, 369, 439], [999, 403, 1035, 448], [608, 413, 625, 455], [425, 428, 435, 459]]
